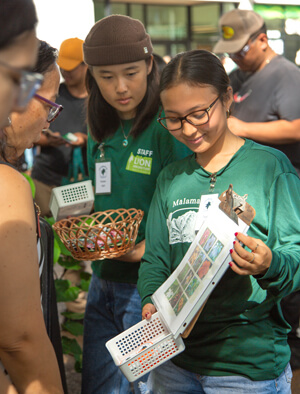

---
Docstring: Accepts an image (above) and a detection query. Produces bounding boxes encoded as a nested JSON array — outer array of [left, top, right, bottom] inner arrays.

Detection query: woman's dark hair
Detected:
[[0, 0, 37, 49], [160, 50, 231, 104], [33, 40, 58, 74], [0, 40, 58, 165], [153, 53, 167, 76], [86, 58, 160, 143]]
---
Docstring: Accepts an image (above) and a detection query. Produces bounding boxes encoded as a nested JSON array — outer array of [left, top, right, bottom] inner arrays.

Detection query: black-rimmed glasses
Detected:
[[34, 94, 63, 122], [158, 96, 220, 132], [0, 60, 44, 108]]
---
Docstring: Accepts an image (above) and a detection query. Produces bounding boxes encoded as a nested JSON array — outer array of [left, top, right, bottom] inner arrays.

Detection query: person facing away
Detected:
[[213, 9, 300, 175], [213, 8, 300, 371], [81, 14, 190, 394], [137, 49, 300, 394], [31, 37, 88, 217], [0, 37, 64, 393]]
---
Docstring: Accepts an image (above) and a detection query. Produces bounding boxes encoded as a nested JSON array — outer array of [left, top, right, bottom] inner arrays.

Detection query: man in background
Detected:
[[214, 9, 300, 370], [213, 9, 300, 175], [32, 37, 88, 217]]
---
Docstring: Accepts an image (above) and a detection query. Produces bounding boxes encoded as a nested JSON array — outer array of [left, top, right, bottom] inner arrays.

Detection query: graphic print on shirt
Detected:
[[233, 89, 252, 103], [125, 148, 153, 175], [167, 204, 200, 244]]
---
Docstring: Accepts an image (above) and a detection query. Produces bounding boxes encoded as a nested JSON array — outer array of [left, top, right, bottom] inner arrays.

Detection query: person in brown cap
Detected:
[[31, 37, 88, 217], [214, 8, 300, 371], [81, 14, 190, 394]]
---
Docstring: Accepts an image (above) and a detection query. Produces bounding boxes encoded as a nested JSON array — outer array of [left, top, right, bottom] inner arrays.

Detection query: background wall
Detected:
[[33, 0, 95, 52]]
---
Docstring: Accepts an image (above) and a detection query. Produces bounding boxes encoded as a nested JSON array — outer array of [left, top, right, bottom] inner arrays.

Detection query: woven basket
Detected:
[[52, 208, 144, 261]]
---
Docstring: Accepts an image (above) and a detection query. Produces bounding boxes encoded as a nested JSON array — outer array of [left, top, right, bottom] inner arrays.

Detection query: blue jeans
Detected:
[[139, 360, 293, 394], [81, 275, 148, 394]]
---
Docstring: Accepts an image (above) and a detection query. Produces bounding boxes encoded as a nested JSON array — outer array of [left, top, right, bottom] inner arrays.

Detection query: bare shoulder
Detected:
[[0, 165, 34, 222]]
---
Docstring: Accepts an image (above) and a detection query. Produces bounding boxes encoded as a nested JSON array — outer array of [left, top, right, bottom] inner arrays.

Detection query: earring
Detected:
[[226, 110, 231, 119]]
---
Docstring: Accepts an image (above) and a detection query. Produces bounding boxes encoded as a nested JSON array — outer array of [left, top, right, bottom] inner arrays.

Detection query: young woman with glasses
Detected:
[[81, 15, 190, 394], [138, 50, 300, 393], [0, 38, 63, 393]]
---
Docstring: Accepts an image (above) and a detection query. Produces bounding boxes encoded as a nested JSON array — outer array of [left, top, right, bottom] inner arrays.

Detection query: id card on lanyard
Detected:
[[95, 142, 111, 195], [194, 173, 220, 234]]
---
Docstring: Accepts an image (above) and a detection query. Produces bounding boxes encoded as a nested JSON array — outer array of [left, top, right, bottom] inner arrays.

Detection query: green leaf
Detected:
[[74, 357, 82, 373], [80, 271, 92, 281], [53, 238, 61, 264], [57, 239, 73, 257], [61, 311, 85, 320], [22, 173, 36, 197], [54, 279, 80, 302], [80, 278, 91, 292], [43, 216, 73, 261], [55, 278, 70, 292], [62, 320, 84, 336], [61, 336, 82, 356], [62, 286, 81, 302], [57, 258, 82, 271], [44, 216, 55, 226]]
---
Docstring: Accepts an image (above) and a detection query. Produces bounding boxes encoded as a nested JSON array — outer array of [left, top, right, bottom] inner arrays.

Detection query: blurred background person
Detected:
[[0, 30, 64, 394], [31, 37, 88, 217], [0, 0, 43, 129], [153, 53, 167, 76], [213, 9, 300, 175], [213, 8, 300, 371]]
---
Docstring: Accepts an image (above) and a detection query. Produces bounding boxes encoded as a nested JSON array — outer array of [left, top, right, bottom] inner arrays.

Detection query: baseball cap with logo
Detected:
[[213, 9, 264, 54], [57, 38, 84, 71]]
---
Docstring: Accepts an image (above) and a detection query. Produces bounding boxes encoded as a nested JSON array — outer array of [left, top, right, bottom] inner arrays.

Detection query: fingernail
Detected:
[[233, 241, 236, 245], [229, 262, 232, 267], [234, 232, 238, 237], [230, 249, 233, 254], [145, 313, 150, 319]]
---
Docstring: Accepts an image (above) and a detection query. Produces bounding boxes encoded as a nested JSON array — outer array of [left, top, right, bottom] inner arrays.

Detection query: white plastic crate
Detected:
[[105, 312, 185, 382], [49, 180, 94, 221]]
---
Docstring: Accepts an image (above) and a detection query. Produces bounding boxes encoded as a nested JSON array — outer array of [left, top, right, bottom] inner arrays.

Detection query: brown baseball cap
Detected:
[[57, 38, 84, 71], [213, 9, 264, 54]]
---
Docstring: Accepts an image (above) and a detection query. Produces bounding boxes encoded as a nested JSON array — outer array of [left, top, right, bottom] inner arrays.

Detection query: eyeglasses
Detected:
[[34, 94, 63, 122], [228, 32, 260, 60], [158, 96, 220, 132], [0, 60, 44, 108]]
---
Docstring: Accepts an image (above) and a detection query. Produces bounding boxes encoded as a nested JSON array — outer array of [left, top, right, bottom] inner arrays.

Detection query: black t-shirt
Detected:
[[31, 83, 87, 186]]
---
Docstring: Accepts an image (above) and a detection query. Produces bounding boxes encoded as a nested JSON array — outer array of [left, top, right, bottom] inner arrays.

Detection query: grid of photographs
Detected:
[[164, 227, 224, 316]]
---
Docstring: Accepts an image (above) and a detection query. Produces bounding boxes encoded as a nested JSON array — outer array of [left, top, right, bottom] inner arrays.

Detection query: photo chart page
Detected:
[[152, 205, 249, 338]]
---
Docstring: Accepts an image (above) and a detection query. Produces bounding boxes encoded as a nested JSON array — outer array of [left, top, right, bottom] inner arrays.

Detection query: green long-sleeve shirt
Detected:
[[87, 115, 190, 283], [138, 139, 300, 381]]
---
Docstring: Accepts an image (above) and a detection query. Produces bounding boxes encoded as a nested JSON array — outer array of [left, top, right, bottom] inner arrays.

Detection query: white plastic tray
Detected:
[[105, 312, 185, 382], [49, 180, 94, 221]]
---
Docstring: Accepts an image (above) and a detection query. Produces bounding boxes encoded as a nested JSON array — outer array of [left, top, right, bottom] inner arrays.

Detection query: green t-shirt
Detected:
[[87, 115, 191, 283], [138, 139, 300, 381]]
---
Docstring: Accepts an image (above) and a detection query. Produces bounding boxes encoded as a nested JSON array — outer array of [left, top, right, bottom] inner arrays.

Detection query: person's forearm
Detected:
[[34, 132, 50, 146], [229, 118, 300, 144], [0, 335, 63, 394], [114, 240, 146, 263]]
